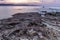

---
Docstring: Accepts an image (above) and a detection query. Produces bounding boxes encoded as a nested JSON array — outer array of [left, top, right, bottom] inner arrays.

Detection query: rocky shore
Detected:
[[0, 12, 58, 40]]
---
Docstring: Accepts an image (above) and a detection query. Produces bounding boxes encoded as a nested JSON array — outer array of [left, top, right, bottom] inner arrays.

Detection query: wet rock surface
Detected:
[[0, 12, 58, 40]]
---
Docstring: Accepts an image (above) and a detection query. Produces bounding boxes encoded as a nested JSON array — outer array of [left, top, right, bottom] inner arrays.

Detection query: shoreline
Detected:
[[0, 12, 58, 40]]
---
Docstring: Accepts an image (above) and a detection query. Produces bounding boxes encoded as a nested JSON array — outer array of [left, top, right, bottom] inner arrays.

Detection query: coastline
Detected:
[[0, 12, 58, 40]]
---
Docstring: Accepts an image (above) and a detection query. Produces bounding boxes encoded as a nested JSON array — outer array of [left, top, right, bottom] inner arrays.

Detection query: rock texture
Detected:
[[0, 12, 57, 40]]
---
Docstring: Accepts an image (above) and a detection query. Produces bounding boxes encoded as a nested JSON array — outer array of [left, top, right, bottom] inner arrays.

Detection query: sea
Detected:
[[0, 6, 60, 19]]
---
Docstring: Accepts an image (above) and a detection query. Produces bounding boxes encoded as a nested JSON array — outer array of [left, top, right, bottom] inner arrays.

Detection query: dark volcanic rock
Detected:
[[0, 12, 57, 40]]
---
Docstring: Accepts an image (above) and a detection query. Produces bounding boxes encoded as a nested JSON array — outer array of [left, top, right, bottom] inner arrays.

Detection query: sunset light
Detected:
[[0, 0, 56, 4], [5, 0, 40, 3]]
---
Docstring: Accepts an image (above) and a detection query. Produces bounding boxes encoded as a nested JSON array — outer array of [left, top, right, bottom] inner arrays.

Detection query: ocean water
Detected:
[[0, 6, 60, 19]]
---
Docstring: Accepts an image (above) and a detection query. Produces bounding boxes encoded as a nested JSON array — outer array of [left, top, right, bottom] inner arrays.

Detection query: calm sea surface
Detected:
[[0, 6, 40, 19], [0, 6, 60, 19]]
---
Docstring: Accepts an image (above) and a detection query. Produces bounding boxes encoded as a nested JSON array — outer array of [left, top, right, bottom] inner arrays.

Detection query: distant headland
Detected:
[[0, 4, 39, 6]]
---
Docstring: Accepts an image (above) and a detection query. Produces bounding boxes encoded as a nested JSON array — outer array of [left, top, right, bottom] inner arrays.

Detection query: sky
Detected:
[[0, 0, 60, 6]]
